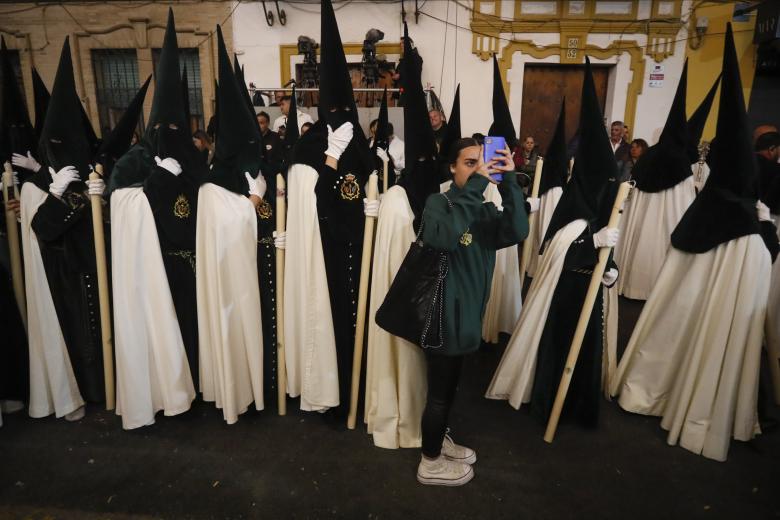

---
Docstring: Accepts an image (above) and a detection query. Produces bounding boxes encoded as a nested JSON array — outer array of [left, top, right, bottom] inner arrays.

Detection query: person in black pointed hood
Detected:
[[612, 23, 779, 462], [395, 22, 438, 227], [1, 37, 37, 175], [434, 84, 461, 184], [307, 0, 378, 421], [195, 23, 268, 424], [94, 75, 151, 179], [615, 60, 700, 300], [108, 8, 203, 397], [371, 87, 395, 191], [488, 56, 621, 431], [525, 98, 568, 278], [19, 35, 110, 420], [181, 64, 191, 132]]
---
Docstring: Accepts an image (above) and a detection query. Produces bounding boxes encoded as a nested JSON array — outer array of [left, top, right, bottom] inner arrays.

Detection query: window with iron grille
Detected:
[[152, 47, 204, 132], [92, 49, 140, 137], [1, 49, 27, 105]]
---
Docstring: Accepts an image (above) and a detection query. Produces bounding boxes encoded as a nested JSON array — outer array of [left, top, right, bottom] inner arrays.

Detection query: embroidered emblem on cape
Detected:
[[459, 228, 473, 246], [256, 199, 273, 219], [339, 173, 360, 201], [174, 194, 191, 219], [64, 191, 87, 211]]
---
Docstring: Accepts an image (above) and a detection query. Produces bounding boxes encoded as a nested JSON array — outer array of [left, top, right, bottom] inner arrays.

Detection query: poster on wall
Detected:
[[649, 64, 665, 88]]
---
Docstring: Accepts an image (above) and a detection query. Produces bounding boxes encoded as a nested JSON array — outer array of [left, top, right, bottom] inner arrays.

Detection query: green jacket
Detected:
[[422, 171, 529, 356]]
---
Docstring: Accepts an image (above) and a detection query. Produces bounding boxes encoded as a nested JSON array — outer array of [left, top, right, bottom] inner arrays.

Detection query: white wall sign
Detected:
[[649, 64, 665, 88]]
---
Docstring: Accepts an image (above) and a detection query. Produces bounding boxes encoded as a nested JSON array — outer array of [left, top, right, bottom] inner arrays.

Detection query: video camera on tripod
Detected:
[[361, 28, 384, 86], [297, 35, 319, 87]]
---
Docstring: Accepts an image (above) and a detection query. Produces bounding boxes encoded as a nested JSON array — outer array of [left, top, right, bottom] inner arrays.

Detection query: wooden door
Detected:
[[519, 64, 610, 154]]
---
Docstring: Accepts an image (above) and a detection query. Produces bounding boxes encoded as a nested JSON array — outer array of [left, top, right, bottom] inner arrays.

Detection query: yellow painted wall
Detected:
[[685, 2, 758, 140]]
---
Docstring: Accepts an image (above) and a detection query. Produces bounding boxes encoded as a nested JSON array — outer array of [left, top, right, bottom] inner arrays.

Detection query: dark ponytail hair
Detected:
[[447, 137, 480, 166]]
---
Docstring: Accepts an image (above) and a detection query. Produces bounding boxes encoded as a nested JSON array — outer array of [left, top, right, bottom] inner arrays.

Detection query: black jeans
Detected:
[[421, 352, 464, 458]]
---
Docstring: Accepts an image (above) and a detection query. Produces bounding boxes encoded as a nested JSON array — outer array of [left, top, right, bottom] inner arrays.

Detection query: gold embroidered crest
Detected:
[[174, 194, 191, 219], [459, 228, 473, 246], [339, 173, 361, 201], [256, 199, 273, 219]]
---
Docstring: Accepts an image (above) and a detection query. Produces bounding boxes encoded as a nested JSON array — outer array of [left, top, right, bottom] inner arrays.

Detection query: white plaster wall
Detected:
[[232, 0, 688, 146]]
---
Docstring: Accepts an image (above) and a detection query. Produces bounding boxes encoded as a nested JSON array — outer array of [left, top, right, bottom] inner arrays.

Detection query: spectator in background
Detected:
[[430, 109, 447, 150], [270, 90, 285, 107], [618, 138, 648, 182], [623, 124, 631, 142], [192, 129, 214, 165], [257, 111, 281, 163], [610, 120, 630, 164], [272, 95, 314, 133], [514, 135, 540, 185]]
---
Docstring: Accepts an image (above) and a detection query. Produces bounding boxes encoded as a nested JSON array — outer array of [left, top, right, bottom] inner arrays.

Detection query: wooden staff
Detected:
[[2, 162, 26, 328], [347, 172, 379, 430], [518, 157, 544, 289], [275, 173, 288, 415], [382, 158, 389, 194], [543, 181, 632, 443], [90, 165, 115, 410]]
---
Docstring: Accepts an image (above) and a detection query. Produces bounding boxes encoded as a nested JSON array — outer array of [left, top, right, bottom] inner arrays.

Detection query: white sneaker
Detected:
[[417, 455, 474, 487], [64, 406, 85, 422], [442, 433, 477, 465]]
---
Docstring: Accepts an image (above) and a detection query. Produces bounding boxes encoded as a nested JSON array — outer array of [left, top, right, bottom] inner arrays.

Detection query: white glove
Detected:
[[602, 268, 619, 286], [593, 226, 620, 249], [325, 122, 354, 160], [11, 151, 41, 172], [154, 156, 182, 176], [273, 230, 286, 250], [86, 178, 105, 196], [527, 197, 540, 213], [376, 147, 389, 163], [48, 165, 80, 198], [363, 198, 380, 218], [245, 171, 267, 199], [757, 200, 773, 222]]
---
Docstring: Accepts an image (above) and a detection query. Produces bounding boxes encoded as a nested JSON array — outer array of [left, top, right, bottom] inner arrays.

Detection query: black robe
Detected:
[[141, 154, 200, 388], [255, 168, 278, 407], [530, 229, 616, 428], [30, 185, 105, 403], [314, 163, 366, 418]]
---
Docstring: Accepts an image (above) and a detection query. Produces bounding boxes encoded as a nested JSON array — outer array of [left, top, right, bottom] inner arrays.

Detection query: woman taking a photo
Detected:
[[416, 138, 529, 486]]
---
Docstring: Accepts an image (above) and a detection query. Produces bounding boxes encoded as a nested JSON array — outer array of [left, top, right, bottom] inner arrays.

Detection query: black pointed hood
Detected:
[[435, 84, 461, 183], [631, 60, 693, 192], [373, 87, 390, 151], [95, 74, 151, 178], [318, 0, 357, 119], [317, 0, 375, 179], [1, 37, 36, 162], [429, 89, 444, 115], [686, 74, 720, 163], [401, 22, 436, 165], [285, 84, 300, 147], [208, 24, 263, 195], [543, 57, 618, 246], [234, 54, 261, 134], [181, 64, 191, 130], [488, 54, 517, 149], [147, 8, 187, 131], [672, 23, 762, 254], [37, 36, 93, 180], [539, 98, 568, 196], [31, 66, 50, 141]]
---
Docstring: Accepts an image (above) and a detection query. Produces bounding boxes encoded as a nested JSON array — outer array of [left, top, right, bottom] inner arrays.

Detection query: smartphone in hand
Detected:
[[483, 136, 508, 182]]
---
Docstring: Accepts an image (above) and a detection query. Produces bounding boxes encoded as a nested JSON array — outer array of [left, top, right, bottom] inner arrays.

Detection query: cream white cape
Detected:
[[364, 185, 427, 448], [20, 183, 83, 418], [527, 186, 563, 278], [612, 235, 771, 461], [196, 182, 264, 424], [283, 164, 339, 411], [481, 182, 523, 343], [616, 177, 696, 300], [111, 187, 195, 429]]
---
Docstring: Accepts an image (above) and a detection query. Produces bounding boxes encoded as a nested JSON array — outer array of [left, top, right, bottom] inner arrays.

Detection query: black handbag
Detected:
[[375, 194, 452, 349]]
